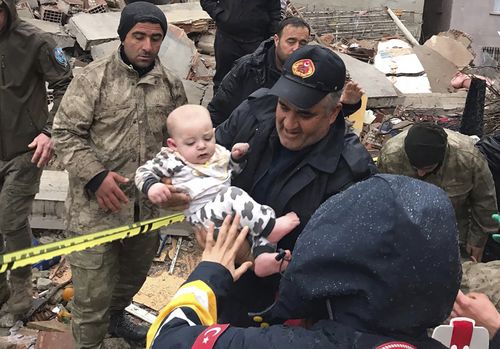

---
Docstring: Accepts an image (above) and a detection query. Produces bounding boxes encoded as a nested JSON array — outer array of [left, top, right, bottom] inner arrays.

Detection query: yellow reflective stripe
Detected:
[[0, 213, 185, 273], [147, 280, 218, 349]]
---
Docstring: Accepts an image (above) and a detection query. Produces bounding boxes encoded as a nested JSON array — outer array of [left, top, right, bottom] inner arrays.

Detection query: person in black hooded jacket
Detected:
[[200, 0, 281, 94], [145, 174, 462, 349]]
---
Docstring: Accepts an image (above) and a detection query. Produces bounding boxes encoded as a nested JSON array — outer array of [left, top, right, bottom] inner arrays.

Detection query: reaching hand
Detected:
[[201, 215, 253, 281], [148, 183, 172, 205], [95, 171, 129, 212], [231, 143, 249, 160], [340, 81, 365, 105], [29, 133, 54, 168], [451, 291, 500, 339]]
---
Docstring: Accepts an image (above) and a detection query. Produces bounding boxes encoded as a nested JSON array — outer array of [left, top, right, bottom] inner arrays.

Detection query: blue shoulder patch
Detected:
[[53, 47, 68, 67]]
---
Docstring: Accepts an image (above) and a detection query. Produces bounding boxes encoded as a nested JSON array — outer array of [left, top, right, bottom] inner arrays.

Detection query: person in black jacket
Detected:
[[146, 174, 461, 349], [200, 0, 281, 94], [208, 17, 310, 126], [208, 16, 364, 127], [476, 132, 500, 261], [212, 45, 377, 325]]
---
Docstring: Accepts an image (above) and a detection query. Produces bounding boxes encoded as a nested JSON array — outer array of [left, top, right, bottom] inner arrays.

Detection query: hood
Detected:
[[255, 174, 461, 338], [0, 0, 18, 33]]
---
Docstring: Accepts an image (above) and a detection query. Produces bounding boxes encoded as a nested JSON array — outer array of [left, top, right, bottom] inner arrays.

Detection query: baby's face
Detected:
[[170, 117, 216, 164]]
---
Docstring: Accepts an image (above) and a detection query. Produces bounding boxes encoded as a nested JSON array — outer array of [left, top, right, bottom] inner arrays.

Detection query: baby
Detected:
[[135, 104, 299, 277]]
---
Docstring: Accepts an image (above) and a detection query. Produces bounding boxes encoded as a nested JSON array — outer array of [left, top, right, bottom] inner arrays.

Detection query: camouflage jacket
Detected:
[[379, 129, 498, 248], [52, 51, 187, 234], [0, 0, 72, 161]]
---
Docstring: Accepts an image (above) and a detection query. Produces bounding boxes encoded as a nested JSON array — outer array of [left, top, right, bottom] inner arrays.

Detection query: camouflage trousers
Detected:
[[0, 152, 41, 314], [461, 260, 500, 311], [68, 231, 159, 349]]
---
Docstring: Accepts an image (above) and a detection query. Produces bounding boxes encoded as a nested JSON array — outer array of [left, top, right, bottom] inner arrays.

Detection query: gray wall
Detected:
[[449, 1, 500, 64]]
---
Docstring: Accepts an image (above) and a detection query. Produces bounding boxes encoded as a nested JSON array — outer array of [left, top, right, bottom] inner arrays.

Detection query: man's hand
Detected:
[[28, 133, 54, 168], [466, 244, 484, 262], [231, 143, 249, 160], [340, 81, 365, 105], [201, 215, 253, 281], [148, 183, 172, 205], [160, 177, 190, 210], [95, 171, 129, 212], [451, 291, 500, 339]]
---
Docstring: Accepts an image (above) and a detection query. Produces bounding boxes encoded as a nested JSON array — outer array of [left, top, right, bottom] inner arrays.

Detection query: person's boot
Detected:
[[108, 311, 148, 342], [0, 273, 10, 308], [0, 269, 32, 328]]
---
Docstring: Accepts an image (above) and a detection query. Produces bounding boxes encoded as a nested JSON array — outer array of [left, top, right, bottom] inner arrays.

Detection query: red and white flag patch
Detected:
[[192, 324, 230, 349]]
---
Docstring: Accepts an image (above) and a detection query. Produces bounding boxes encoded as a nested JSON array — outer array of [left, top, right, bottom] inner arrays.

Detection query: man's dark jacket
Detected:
[[200, 0, 280, 42], [209, 38, 279, 126], [208, 38, 362, 127], [216, 89, 376, 251], [0, 0, 72, 161], [215, 90, 377, 325]]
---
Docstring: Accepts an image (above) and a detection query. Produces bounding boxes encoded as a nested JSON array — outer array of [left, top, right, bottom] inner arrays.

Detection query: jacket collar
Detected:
[[250, 91, 347, 174], [112, 49, 164, 85]]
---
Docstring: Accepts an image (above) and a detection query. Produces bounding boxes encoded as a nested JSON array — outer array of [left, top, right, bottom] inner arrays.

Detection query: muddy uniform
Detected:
[[461, 261, 500, 312], [379, 129, 498, 250], [0, 0, 71, 321], [52, 51, 186, 348]]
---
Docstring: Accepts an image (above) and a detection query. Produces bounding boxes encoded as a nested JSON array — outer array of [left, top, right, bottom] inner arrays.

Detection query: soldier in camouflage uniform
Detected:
[[461, 260, 500, 312], [379, 123, 498, 262], [52, 2, 187, 348], [0, 0, 71, 327]]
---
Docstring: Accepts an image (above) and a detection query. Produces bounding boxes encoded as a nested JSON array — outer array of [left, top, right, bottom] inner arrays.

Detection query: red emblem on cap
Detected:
[[376, 342, 416, 349], [291, 59, 315, 78]]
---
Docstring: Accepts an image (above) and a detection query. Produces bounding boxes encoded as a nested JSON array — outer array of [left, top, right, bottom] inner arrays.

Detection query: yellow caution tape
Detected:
[[0, 213, 185, 273]]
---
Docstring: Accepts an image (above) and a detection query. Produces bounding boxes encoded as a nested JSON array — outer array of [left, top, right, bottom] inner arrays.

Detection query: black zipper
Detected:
[[0, 55, 5, 85]]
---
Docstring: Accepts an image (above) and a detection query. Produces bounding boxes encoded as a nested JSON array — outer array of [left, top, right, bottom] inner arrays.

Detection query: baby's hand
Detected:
[[231, 143, 249, 160], [148, 183, 172, 205]]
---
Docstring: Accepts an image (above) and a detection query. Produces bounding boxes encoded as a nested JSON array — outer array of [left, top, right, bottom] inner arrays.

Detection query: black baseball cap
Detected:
[[269, 45, 346, 109]]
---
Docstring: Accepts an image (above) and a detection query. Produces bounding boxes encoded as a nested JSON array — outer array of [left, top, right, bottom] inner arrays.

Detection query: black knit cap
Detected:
[[117, 1, 167, 42], [404, 122, 448, 168]]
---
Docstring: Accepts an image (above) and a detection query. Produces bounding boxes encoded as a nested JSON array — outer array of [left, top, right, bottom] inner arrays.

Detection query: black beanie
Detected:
[[117, 1, 168, 42], [404, 122, 448, 168]]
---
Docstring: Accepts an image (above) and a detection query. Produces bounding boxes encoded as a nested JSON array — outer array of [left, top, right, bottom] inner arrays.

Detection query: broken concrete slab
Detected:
[[424, 35, 474, 70], [68, 12, 119, 50], [413, 45, 457, 93], [374, 39, 431, 94], [25, 19, 75, 48], [69, 2, 211, 50], [89, 25, 198, 80], [335, 52, 399, 107], [31, 170, 68, 230], [158, 2, 212, 33]]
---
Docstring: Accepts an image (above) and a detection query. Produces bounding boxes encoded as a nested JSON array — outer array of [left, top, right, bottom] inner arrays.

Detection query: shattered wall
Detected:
[[423, 0, 500, 65], [294, 0, 424, 41]]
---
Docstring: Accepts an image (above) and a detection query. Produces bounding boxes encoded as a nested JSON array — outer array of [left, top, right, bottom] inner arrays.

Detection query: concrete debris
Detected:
[[25, 19, 75, 48], [413, 45, 457, 93], [424, 32, 475, 70], [196, 32, 215, 55], [374, 39, 431, 94], [27, 320, 69, 333], [35, 331, 74, 349], [36, 278, 53, 292]]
